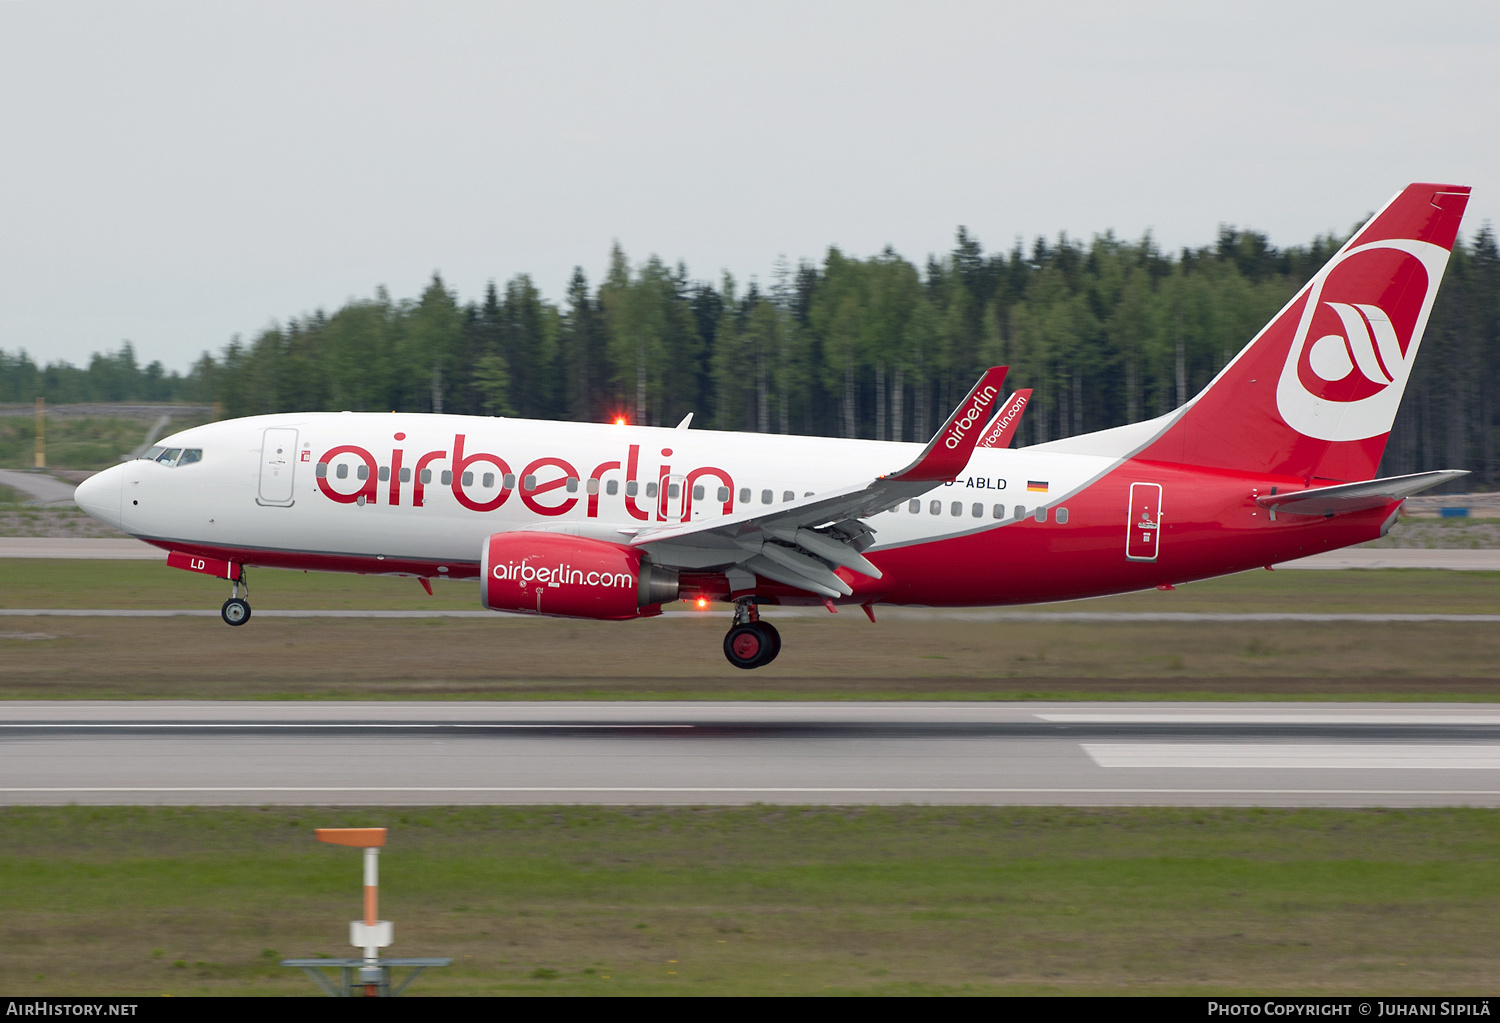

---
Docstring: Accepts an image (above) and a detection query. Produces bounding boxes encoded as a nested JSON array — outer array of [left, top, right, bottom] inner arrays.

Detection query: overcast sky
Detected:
[[2, 0, 1497, 372]]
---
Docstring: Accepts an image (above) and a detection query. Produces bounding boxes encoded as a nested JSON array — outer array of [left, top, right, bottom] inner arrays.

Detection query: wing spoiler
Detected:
[[1255, 470, 1469, 518]]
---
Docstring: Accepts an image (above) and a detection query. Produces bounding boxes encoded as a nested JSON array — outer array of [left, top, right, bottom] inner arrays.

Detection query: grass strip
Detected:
[[1, 805, 1498, 996]]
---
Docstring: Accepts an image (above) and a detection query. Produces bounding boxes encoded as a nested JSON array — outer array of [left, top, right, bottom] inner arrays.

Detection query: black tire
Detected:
[[723, 623, 768, 669], [757, 621, 782, 666], [221, 598, 251, 626]]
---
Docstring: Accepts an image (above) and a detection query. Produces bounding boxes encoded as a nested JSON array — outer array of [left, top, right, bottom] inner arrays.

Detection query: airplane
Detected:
[[75, 182, 1471, 670]]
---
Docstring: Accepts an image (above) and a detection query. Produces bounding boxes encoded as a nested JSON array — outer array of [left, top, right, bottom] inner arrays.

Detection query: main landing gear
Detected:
[[221, 569, 251, 627], [723, 599, 780, 669]]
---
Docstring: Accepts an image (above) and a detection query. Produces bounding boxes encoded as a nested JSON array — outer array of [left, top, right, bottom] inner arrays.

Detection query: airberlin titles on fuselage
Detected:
[[314, 432, 735, 522]]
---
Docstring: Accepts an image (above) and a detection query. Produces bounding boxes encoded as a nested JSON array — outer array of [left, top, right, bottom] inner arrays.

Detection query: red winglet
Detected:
[[976, 389, 1032, 449], [886, 366, 1008, 481]]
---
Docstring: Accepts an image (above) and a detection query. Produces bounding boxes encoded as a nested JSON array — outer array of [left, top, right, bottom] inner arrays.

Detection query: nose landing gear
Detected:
[[221, 570, 251, 627], [723, 599, 780, 669]]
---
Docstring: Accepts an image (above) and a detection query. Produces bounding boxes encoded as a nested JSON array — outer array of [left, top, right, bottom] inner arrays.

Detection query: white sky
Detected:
[[2, 0, 1497, 372]]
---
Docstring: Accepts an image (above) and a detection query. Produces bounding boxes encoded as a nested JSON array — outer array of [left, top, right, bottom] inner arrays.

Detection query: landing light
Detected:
[[613, 416, 628, 426], [696, 598, 708, 609]]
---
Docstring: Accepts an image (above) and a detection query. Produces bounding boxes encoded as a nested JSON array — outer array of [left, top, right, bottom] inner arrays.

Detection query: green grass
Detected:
[[0, 415, 209, 470], [0, 483, 22, 504], [4, 558, 1500, 613], [4, 562, 1500, 701], [2, 805, 1497, 995]]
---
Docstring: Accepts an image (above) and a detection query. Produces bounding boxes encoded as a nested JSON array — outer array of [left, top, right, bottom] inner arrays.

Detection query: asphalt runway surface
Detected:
[[6, 701, 1500, 808]]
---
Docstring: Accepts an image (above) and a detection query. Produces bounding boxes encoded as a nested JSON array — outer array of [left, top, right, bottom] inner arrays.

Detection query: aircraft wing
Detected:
[[1255, 470, 1469, 518], [629, 367, 1008, 599]]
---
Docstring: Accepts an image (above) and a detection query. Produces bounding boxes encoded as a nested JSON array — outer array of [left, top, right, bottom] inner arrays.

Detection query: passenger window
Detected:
[[316, 462, 328, 478], [693, 485, 705, 501], [587, 478, 600, 495], [607, 480, 619, 496], [356, 465, 369, 480], [336, 464, 348, 479], [783, 491, 794, 502], [971, 503, 983, 518], [739, 488, 750, 503], [668, 483, 680, 499], [177, 449, 202, 466], [1035, 507, 1048, 523], [441, 470, 453, 485], [523, 474, 536, 489], [717, 487, 729, 502], [566, 477, 579, 493], [804, 492, 813, 498], [950, 502, 962, 517], [504, 474, 516, 489], [929, 500, 941, 515], [482, 473, 494, 488], [646, 482, 658, 498], [993, 504, 1004, 519], [908, 499, 920, 513], [627, 481, 638, 497], [761, 490, 773, 505], [420, 469, 432, 484], [462, 472, 473, 486], [399, 467, 411, 483], [379, 466, 391, 482], [1015, 505, 1026, 519], [1056, 507, 1069, 524]]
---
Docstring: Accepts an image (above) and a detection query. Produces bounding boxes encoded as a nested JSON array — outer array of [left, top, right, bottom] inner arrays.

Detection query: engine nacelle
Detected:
[[481, 531, 679, 619]]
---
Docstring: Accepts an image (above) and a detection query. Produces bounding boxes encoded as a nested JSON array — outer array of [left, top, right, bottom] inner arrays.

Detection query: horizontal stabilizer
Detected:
[[1255, 470, 1469, 517]]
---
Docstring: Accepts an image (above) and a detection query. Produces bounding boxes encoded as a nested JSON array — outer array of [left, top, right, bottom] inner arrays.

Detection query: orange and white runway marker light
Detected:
[[315, 828, 392, 974]]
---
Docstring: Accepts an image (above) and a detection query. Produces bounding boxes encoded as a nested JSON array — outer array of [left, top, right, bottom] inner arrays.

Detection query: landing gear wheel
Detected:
[[723, 621, 779, 669], [221, 597, 251, 626], [757, 621, 781, 666]]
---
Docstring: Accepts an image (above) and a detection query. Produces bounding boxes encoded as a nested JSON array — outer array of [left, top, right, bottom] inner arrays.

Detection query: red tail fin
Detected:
[[1138, 183, 1470, 482]]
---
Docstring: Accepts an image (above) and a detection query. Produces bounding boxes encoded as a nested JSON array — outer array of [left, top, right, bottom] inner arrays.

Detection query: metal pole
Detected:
[[34, 397, 44, 469], [363, 845, 379, 996]]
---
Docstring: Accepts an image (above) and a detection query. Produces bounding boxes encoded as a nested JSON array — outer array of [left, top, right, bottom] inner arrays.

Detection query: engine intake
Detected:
[[481, 531, 678, 619]]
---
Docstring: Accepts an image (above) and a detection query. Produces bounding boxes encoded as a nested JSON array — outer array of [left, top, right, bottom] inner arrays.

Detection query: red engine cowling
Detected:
[[481, 531, 679, 619]]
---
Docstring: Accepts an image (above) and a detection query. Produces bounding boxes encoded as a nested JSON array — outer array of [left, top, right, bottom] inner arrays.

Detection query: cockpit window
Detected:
[[144, 448, 203, 467]]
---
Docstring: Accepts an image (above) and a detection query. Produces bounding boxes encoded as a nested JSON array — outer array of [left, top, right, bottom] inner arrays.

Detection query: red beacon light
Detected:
[[612, 415, 628, 426], [696, 597, 708, 609]]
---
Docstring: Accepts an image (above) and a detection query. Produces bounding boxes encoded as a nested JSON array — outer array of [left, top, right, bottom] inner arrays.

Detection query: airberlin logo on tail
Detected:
[[1276, 238, 1451, 442]]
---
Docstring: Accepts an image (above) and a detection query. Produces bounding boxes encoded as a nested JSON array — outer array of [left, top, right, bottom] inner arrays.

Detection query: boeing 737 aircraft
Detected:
[[75, 183, 1471, 669]]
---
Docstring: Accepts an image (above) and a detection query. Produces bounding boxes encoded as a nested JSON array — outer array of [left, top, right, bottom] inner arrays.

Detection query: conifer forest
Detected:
[[3, 225, 1497, 484]]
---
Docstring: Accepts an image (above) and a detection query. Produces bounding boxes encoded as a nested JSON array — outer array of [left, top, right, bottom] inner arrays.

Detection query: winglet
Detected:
[[976, 389, 1031, 449], [886, 367, 1008, 482]]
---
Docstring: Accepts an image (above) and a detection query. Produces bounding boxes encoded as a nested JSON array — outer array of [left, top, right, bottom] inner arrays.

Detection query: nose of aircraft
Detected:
[[74, 463, 125, 530]]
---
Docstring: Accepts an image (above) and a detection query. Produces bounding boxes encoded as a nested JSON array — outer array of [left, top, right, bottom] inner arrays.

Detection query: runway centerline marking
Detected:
[[1083, 743, 1500, 770], [6, 786, 1500, 795], [0, 723, 693, 729], [1043, 714, 1500, 725]]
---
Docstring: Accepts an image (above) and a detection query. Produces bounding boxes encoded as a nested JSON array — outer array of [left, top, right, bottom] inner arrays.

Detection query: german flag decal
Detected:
[[1026, 480, 1048, 493]]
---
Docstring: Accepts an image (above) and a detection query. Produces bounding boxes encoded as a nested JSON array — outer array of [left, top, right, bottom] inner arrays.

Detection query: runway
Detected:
[[6, 701, 1500, 808]]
